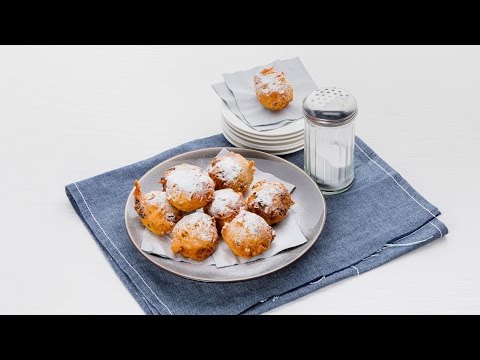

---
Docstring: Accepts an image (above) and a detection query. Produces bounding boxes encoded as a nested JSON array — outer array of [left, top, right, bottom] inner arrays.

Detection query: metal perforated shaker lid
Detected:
[[302, 87, 357, 127]]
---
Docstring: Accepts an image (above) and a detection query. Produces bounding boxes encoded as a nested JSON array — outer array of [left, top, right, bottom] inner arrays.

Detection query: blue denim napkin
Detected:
[[65, 134, 448, 315]]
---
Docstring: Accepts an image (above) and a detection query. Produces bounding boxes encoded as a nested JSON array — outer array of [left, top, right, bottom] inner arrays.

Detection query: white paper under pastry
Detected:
[[213, 82, 299, 132], [141, 230, 216, 265], [140, 149, 304, 268], [221, 57, 317, 128], [212, 214, 306, 268]]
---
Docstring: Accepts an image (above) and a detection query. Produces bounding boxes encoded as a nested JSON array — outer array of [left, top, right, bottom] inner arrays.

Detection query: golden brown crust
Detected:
[[160, 163, 215, 212], [133, 180, 183, 236], [207, 152, 255, 194], [171, 213, 218, 261], [254, 66, 293, 111], [203, 188, 247, 231], [221, 210, 275, 258], [247, 180, 295, 225]]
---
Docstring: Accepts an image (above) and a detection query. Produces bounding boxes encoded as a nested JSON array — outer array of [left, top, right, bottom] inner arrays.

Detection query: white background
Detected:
[[0, 45, 478, 314]]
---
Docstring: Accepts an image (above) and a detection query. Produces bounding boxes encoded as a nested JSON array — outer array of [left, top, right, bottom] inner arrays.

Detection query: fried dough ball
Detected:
[[254, 66, 293, 111], [171, 212, 218, 261], [133, 180, 183, 236], [247, 180, 295, 225], [207, 152, 255, 194], [203, 188, 247, 231], [221, 210, 275, 258], [160, 163, 215, 212]]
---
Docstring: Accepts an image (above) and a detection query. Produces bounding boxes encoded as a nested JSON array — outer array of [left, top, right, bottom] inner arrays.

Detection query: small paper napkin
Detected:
[[213, 57, 317, 131], [140, 149, 306, 268], [213, 82, 294, 132]]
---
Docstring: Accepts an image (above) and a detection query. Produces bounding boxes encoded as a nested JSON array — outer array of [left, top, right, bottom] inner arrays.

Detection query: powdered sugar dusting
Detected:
[[242, 210, 267, 233], [175, 212, 217, 242], [145, 191, 178, 220], [182, 212, 208, 222], [165, 164, 213, 199], [254, 67, 290, 96], [252, 182, 287, 211], [209, 189, 243, 215], [145, 191, 169, 208], [255, 185, 276, 208], [214, 156, 242, 182]]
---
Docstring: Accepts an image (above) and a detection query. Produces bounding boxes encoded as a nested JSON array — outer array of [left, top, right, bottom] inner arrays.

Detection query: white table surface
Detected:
[[1, 45, 478, 315]]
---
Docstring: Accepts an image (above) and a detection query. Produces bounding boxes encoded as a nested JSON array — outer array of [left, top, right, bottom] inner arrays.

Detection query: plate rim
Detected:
[[223, 132, 304, 156], [124, 147, 326, 282], [221, 102, 304, 138], [222, 129, 304, 156], [222, 123, 303, 152], [222, 119, 304, 146], [223, 116, 304, 141]]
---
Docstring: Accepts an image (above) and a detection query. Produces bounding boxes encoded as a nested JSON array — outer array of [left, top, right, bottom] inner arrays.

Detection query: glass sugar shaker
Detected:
[[302, 87, 358, 195]]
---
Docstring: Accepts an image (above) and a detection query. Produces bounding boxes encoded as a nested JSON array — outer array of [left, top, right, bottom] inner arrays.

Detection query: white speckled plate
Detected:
[[222, 122, 304, 153], [222, 119, 303, 147], [222, 127, 304, 156], [221, 102, 304, 139], [125, 147, 326, 282]]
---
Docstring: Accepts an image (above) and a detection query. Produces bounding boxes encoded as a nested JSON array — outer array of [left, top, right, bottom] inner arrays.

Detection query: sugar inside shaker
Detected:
[[302, 87, 358, 194]]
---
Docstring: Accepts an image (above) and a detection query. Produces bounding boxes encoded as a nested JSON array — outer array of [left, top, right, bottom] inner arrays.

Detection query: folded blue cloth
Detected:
[[65, 134, 448, 315]]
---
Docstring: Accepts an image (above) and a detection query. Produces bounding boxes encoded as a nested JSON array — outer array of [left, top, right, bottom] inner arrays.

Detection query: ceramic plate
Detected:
[[222, 118, 304, 146], [125, 147, 326, 282], [222, 129, 304, 155], [222, 123, 304, 153], [221, 102, 304, 139]]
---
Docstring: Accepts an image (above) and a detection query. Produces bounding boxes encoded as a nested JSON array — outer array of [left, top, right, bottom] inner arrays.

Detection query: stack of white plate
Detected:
[[220, 102, 304, 155]]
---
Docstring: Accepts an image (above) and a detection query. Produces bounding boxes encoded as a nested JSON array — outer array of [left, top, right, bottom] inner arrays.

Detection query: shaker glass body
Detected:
[[304, 119, 355, 194]]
